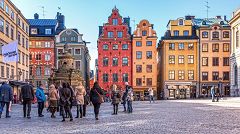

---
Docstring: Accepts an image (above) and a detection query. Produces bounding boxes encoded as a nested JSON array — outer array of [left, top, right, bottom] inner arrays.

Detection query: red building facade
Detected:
[[29, 37, 55, 89], [98, 7, 132, 91]]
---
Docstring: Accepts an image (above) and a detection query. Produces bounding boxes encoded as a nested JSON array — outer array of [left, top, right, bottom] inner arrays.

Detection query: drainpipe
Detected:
[[198, 28, 201, 98]]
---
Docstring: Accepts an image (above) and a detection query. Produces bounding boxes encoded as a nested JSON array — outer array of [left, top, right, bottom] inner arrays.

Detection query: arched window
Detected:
[[235, 64, 238, 86], [236, 31, 239, 48]]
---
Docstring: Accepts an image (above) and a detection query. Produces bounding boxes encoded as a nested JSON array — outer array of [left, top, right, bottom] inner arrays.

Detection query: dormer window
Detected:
[[45, 29, 51, 35], [179, 19, 184, 25], [113, 19, 118, 25], [202, 21, 206, 25], [31, 28, 37, 34], [220, 21, 224, 25]]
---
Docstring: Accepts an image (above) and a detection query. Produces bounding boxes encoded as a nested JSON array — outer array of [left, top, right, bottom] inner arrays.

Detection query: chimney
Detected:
[[98, 26, 103, 37], [34, 13, 39, 19], [216, 16, 221, 19], [185, 15, 195, 20], [56, 12, 66, 34], [224, 15, 227, 21]]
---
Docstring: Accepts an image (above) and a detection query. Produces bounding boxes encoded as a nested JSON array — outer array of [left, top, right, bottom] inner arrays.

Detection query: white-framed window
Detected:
[[36, 42, 41, 48], [113, 19, 118, 25], [0, 16, 4, 33], [74, 48, 81, 55], [188, 55, 194, 64], [45, 29, 51, 34], [75, 60, 81, 69], [178, 43, 184, 50], [0, 0, 4, 9], [5, 4, 9, 14], [117, 31, 123, 38], [44, 67, 50, 76], [45, 42, 50, 47], [122, 44, 128, 50], [103, 44, 108, 50], [71, 37, 76, 42], [10, 10, 14, 20], [31, 28, 37, 34], [113, 44, 118, 50], [0, 66, 4, 78], [45, 54, 51, 61], [108, 31, 113, 38], [6, 67, 9, 79], [36, 66, 41, 76]]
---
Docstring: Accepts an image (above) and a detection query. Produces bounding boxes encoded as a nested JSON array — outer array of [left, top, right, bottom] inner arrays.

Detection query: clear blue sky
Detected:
[[12, 0, 240, 70]]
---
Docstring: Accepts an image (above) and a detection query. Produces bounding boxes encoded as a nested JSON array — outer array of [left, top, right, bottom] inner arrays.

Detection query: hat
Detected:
[[125, 82, 129, 86]]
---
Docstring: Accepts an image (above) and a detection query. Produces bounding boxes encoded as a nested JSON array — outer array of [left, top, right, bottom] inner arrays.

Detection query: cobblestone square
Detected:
[[1, 98, 240, 134]]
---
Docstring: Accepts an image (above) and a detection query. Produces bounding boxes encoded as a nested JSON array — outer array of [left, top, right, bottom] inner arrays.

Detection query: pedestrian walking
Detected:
[[59, 82, 73, 122], [74, 82, 86, 118], [0, 82, 13, 118], [36, 84, 46, 117], [20, 83, 34, 119], [66, 83, 74, 118], [90, 82, 104, 120], [216, 88, 220, 102], [148, 88, 154, 103], [127, 86, 133, 113], [211, 86, 215, 102], [111, 84, 121, 115], [83, 88, 90, 117], [48, 84, 59, 118], [122, 82, 130, 112]]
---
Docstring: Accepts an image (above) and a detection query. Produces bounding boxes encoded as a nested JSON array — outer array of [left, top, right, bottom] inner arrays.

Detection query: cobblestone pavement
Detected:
[[1, 98, 240, 134]]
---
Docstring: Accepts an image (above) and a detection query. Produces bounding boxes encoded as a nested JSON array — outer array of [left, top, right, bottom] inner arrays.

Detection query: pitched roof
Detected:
[[27, 19, 57, 26]]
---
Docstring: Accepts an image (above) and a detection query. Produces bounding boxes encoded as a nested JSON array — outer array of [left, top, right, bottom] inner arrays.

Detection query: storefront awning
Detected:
[[9, 80, 31, 86]]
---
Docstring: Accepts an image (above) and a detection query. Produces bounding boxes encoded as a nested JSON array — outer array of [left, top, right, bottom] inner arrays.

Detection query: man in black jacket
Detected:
[[59, 82, 73, 122], [20, 83, 34, 119], [0, 82, 13, 118]]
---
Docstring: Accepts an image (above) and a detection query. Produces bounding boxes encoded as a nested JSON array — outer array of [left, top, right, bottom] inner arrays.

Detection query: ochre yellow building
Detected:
[[132, 20, 157, 100], [0, 0, 29, 97], [159, 16, 199, 99]]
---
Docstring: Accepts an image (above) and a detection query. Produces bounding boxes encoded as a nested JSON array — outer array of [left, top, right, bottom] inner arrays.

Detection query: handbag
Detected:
[[95, 89, 104, 103], [72, 99, 78, 106]]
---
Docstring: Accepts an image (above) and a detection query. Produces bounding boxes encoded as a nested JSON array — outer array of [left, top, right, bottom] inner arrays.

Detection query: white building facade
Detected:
[[230, 9, 240, 96]]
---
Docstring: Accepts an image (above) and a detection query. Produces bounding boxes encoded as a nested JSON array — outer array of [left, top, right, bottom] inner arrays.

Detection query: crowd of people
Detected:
[[0, 81, 135, 122]]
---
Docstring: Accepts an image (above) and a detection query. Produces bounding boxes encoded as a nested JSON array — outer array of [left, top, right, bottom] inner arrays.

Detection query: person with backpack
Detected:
[[35, 84, 46, 117], [90, 82, 104, 120], [111, 84, 121, 115], [20, 82, 34, 119], [0, 82, 13, 118]]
